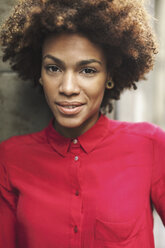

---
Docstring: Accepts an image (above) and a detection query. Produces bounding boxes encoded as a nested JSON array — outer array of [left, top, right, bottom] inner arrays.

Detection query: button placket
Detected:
[[74, 225, 78, 233], [70, 142, 81, 247], [75, 190, 79, 196]]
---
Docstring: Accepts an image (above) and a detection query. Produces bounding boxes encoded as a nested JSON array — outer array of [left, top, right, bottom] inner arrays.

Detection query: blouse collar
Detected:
[[45, 114, 110, 157]]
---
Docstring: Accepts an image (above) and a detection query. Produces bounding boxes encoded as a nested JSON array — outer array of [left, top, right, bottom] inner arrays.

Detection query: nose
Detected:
[[59, 71, 80, 96]]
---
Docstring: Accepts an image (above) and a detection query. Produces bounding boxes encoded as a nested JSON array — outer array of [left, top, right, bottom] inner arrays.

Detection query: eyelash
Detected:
[[44, 65, 61, 73], [81, 68, 97, 74], [44, 65, 97, 75]]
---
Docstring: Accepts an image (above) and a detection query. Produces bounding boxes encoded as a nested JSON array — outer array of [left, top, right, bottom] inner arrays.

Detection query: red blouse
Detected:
[[0, 114, 165, 248]]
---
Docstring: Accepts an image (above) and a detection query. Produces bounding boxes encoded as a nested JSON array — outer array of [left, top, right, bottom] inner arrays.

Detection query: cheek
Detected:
[[87, 82, 106, 103], [42, 78, 57, 97], [42, 84, 55, 107]]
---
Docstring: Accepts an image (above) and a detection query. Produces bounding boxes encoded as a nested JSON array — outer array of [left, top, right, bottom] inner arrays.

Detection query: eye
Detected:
[[45, 65, 61, 73], [81, 68, 97, 74]]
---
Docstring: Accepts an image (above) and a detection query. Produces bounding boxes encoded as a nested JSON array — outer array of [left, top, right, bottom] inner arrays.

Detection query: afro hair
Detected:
[[0, 0, 158, 113]]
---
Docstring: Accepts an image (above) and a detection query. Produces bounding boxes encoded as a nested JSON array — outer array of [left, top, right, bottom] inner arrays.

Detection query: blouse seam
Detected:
[[150, 133, 155, 197], [0, 144, 16, 192], [150, 126, 159, 186], [0, 160, 14, 193]]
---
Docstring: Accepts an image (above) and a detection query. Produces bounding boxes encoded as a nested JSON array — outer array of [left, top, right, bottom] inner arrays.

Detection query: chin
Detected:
[[56, 116, 85, 129]]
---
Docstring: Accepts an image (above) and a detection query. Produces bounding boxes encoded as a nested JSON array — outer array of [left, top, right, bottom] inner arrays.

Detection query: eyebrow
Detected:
[[42, 54, 102, 67]]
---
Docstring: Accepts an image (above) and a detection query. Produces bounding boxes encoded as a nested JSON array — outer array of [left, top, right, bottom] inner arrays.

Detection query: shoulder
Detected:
[[106, 116, 165, 141], [0, 127, 48, 158]]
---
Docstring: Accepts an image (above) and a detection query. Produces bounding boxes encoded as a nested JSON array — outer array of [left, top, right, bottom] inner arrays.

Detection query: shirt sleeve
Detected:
[[151, 125, 165, 226], [0, 141, 17, 248]]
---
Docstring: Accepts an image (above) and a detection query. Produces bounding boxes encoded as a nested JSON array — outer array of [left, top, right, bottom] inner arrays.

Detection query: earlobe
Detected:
[[106, 78, 114, 90], [39, 78, 43, 85]]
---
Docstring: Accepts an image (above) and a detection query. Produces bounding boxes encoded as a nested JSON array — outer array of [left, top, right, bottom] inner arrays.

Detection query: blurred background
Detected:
[[0, 0, 165, 246]]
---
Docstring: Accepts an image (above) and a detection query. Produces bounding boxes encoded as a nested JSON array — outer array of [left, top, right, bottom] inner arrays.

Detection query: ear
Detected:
[[39, 78, 43, 85], [105, 73, 110, 86], [107, 72, 112, 82]]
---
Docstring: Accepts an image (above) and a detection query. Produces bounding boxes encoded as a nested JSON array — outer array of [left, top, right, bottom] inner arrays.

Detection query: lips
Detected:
[[56, 101, 85, 115]]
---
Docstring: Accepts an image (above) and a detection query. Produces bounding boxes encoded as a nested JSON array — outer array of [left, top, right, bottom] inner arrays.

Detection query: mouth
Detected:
[[56, 102, 85, 115]]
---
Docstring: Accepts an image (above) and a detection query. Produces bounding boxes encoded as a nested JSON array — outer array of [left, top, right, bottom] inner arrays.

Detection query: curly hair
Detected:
[[0, 0, 158, 113]]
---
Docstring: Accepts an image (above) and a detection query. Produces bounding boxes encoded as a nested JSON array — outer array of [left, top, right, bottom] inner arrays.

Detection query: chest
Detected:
[[12, 139, 153, 223], [9, 136, 154, 247]]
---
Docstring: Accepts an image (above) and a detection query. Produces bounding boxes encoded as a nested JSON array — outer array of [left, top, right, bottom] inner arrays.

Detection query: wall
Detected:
[[0, 0, 52, 142]]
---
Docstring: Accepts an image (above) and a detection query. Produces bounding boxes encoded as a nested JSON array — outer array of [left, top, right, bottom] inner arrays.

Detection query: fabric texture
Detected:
[[0, 114, 165, 248]]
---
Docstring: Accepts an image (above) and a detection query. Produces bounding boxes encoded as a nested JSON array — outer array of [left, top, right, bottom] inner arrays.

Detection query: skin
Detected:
[[41, 33, 110, 138]]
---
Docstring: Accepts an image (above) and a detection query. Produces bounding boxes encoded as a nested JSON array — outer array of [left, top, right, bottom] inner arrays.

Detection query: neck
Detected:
[[53, 113, 100, 138]]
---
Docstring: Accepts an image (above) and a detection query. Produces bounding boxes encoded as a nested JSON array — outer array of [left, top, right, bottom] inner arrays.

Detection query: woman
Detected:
[[0, 0, 164, 247]]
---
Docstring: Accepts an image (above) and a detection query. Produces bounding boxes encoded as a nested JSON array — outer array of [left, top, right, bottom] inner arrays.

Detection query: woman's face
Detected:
[[41, 33, 108, 137]]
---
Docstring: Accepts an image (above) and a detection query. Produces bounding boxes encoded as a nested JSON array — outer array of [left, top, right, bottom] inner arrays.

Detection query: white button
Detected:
[[74, 156, 79, 161], [73, 139, 78, 144]]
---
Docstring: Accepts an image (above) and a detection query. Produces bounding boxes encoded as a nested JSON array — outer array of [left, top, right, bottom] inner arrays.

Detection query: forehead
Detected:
[[42, 33, 106, 62]]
